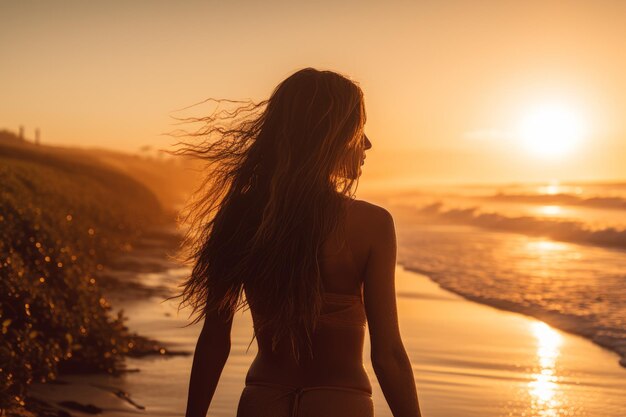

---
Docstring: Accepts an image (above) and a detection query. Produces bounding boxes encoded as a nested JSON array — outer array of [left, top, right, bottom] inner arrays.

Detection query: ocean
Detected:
[[30, 186, 626, 416], [371, 180, 626, 368]]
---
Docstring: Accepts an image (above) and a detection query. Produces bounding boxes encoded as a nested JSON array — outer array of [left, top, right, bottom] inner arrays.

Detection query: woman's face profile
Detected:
[[346, 133, 372, 180], [362, 134, 372, 165]]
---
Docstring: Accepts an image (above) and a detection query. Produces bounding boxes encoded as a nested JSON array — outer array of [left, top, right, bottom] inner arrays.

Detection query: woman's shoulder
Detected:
[[343, 197, 394, 225], [340, 198, 395, 277], [340, 198, 395, 251]]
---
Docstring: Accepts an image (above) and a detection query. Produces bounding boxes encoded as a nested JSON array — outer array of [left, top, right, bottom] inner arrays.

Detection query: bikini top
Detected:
[[317, 291, 366, 328], [250, 291, 367, 331]]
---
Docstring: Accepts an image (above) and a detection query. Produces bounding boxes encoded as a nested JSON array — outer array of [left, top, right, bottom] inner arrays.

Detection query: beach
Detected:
[[6, 2, 626, 414], [30, 257, 626, 416]]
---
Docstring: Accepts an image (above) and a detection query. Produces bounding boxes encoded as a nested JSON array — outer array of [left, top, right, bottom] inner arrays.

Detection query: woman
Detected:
[[172, 68, 422, 417]]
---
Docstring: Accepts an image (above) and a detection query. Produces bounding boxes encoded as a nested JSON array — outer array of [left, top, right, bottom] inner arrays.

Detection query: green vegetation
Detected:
[[0, 132, 169, 410]]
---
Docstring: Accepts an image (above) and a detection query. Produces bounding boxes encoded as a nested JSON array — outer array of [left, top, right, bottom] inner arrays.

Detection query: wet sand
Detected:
[[31, 264, 626, 416]]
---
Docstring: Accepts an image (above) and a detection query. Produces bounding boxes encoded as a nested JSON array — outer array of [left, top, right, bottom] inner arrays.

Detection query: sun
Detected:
[[517, 102, 587, 158]]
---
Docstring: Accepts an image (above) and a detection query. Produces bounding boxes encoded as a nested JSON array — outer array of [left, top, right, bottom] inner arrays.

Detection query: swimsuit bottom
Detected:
[[236, 381, 374, 417]]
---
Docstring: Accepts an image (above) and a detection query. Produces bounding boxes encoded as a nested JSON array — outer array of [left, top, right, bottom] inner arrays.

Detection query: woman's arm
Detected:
[[363, 206, 423, 417], [185, 308, 233, 417]]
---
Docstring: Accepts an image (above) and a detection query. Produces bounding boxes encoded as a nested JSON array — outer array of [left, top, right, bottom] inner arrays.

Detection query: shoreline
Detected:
[[389, 267, 626, 417], [25, 222, 190, 417], [104, 225, 626, 372], [400, 263, 626, 369], [28, 258, 626, 416]]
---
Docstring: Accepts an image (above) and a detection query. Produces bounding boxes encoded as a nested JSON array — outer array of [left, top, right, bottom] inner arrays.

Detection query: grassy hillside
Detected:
[[0, 131, 172, 411], [72, 147, 202, 215], [0, 131, 204, 215]]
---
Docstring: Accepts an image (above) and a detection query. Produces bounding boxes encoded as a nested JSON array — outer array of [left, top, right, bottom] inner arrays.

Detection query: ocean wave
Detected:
[[394, 224, 626, 368], [481, 192, 626, 210], [411, 202, 626, 250]]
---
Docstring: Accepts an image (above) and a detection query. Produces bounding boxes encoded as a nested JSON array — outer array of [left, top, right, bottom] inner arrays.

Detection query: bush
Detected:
[[0, 141, 165, 409]]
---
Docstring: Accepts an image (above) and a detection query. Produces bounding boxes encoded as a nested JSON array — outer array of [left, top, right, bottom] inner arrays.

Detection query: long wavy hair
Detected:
[[167, 68, 366, 362]]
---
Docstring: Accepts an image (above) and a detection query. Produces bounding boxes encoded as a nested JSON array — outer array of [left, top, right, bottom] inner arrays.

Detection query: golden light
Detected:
[[526, 240, 566, 253], [528, 322, 563, 414], [518, 102, 588, 158], [531, 322, 562, 365], [538, 182, 561, 195], [537, 205, 562, 216]]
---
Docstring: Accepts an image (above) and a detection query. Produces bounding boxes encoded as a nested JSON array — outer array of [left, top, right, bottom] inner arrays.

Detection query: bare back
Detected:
[[244, 198, 386, 393]]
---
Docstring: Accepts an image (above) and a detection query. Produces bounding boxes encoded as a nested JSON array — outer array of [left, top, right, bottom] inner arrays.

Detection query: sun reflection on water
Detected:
[[526, 240, 567, 253], [539, 182, 561, 195], [529, 322, 563, 416], [538, 205, 562, 216]]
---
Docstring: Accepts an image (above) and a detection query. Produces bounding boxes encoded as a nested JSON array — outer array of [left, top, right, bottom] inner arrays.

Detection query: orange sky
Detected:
[[1, 1, 625, 184]]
